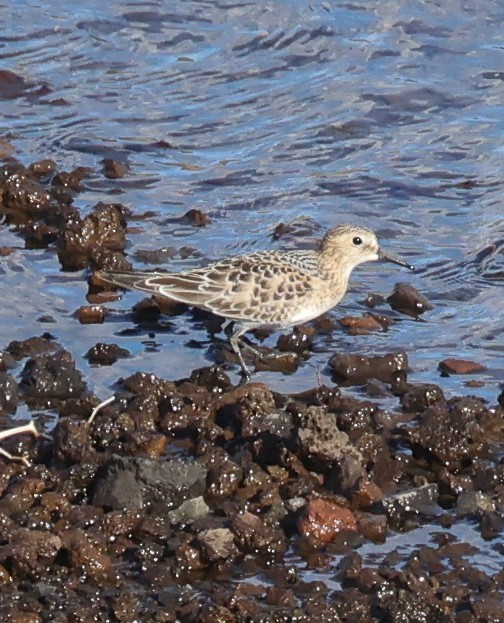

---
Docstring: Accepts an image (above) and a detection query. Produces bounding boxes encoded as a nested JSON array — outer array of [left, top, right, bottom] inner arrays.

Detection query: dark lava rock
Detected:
[[456, 490, 495, 517], [92, 455, 207, 511], [205, 449, 243, 499], [133, 246, 177, 264], [296, 406, 366, 490], [387, 282, 433, 318], [2, 527, 62, 577], [57, 202, 128, 270], [0, 160, 51, 223], [85, 342, 130, 366], [20, 350, 86, 400], [169, 208, 210, 227], [0, 372, 18, 413], [62, 528, 112, 582], [412, 396, 492, 468], [400, 382, 445, 412], [102, 158, 129, 179], [361, 292, 386, 308], [216, 383, 289, 438], [53, 418, 99, 465], [231, 511, 286, 556], [253, 349, 300, 374], [329, 351, 408, 384], [383, 484, 439, 528], [52, 166, 91, 192], [29, 158, 57, 177], [276, 326, 313, 354], [6, 334, 57, 360], [188, 365, 233, 393]]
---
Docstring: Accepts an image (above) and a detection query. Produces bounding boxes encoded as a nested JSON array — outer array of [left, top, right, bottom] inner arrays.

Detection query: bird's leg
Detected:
[[229, 324, 251, 378], [239, 339, 263, 358]]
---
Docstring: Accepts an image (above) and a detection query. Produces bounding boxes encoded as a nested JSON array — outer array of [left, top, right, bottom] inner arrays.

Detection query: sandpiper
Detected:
[[97, 224, 413, 377]]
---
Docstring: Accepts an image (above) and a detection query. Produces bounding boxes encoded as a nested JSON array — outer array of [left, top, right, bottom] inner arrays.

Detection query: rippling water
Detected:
[[1, 0, 504, 398]]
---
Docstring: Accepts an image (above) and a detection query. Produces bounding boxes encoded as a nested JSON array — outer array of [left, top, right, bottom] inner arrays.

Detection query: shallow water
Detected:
[[2, 0, 503, 401], [1, 0, 504, 596]]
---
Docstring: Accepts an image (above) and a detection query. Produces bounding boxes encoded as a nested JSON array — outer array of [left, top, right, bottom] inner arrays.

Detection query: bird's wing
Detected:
[[98, 251, 323, 322]]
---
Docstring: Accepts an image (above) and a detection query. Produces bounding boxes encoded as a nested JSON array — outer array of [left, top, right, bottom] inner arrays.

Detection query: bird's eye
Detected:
[[352, 236, 362, 246]]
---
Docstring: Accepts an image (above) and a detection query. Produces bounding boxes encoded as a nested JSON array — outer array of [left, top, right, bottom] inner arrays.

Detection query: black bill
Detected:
[[378, 249, 414, 270]]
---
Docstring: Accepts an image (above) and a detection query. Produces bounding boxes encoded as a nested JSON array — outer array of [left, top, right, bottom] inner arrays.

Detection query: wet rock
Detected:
[[472, 594, 504, 621], [188, 365, 233, 393], [92, 455, 207, 511], [125, 430, 168, 458], [20, 350, 86, 400], [339, 313, 393, 334], [133, 246, 177, 264], [439, 358, 486, 375], [361, 292, 386, 308], [75, 305, 107, 324], [3, 528, 62, 577], [102, 158, 129, 179], [62, 528, 111, 581], [253, 349, 300, 374], [383, 484, 439, 528], [400, 382, 445, 412], [216, 383, 289, 438], [168, 496, 210, 527], [298, 497, 357, 543], [29, 159, 56, 177], [272, 222, 294, 240], [57, 202, 128, 270], [0, 160, 51, 223], [0, 372, 18, 413], [52, 166, 91, 192], [387, 282, 433, 318], [206, 450, 243, 499], [276, 326, 313, 354], [85, 342, 130, 365], [351, 477, 384, 510], [480, 511, 504, 540], [356, 512, 387, 542], [52, 419, 98, 464], [170, 208, 210, 227], [456, 490, 495, 516], [120, 371, 177, 401], [329, 351, 408, 384], [6, 334, 57, 360], [412, 397, 490, 467], [231, 511, 286, 555], [196, 528, 237, 562], [296, 406, 366, 490], [0, 138, 15, 158]]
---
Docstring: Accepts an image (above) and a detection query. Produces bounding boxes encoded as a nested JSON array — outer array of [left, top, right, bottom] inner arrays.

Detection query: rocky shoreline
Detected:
[[0, 154, 503, 622]]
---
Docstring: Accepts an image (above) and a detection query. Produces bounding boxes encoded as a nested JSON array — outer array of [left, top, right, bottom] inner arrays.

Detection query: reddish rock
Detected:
[[75, 305, 107, 324], [439, 358, 486, 375], [298, 497, 357, 543], [339, 314, 392, 335]]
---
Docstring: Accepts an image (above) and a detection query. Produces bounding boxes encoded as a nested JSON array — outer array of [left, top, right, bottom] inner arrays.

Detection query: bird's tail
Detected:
[[95, 269, 165, 294]]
